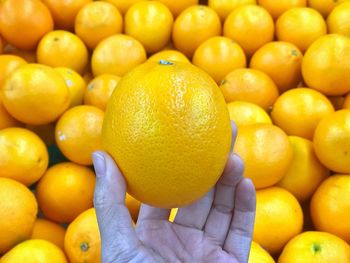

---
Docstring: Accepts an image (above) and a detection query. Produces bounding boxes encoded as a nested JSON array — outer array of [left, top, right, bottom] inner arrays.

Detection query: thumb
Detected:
[[92, 151, 139, 259]]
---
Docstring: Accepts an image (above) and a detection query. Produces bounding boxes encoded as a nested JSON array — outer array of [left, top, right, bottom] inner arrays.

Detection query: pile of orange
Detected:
[[1, 0, 350, 262]]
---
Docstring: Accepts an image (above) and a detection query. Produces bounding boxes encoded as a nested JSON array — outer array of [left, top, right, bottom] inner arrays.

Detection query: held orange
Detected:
[[248, 241, 275, 263], [209, 0, 257, 22], [192, 36, 246, 84], [102, 61, 232, 208], [157, 0, 198, 17], [257, 0, 306, 20], [327, 2, 350, 37], [126, 193, 141, 222], [31, 218, 66, 250]]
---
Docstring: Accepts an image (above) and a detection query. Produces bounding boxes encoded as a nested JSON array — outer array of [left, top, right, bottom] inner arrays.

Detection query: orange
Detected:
[[101, 0, 142, 15], [0, 55, 26, 87], [1, 239, 67, 263], [209, 0, 257, 22], [249, 241, 275, 263], [75, 1, 123, 50], [308, 0, 350, 17], [278, 231, 350, 263], [329, 95, 346, 110], [192, 36, 246, 83], [271, 88, 335, 139], [36, 162, 96, 223], [169, 208, 178, 222], [0, 178, 37, 254], [227, 101, 272, 127], [277, 136, 329, 203], [125, 1, 173, 54], [91, 34, 147, 76], [1, 64, 70, 125], [234, 124, 293, 189], [0, 0, 53, 50], [64, 208, 101, 263], [2, 45, 36, 63], [311, 175, 350, 243], [55, 105, 104, 165], [126, 193, 141, 222], [157, 0, 198, 17], [0, 128, 48, 186], [302, 34, 350, 96], [31, 218, 66, 250], [148, 50, 190, 63], [276, 7, 327, 53], [314, 110, 350, 173], [220, 68, 279, 111], [343, 93, 350, 109], [257, 0, 306, 20], [84, 74, 120, 111], [37, 30, 89, 74], [327, 2, 350, 37], [254, 187, 303, 255], [41, 0, 92, 31], [250, 41, 303, 93], [223, 5, 274, 57], [0, 96, 21, 130], [172, 5, 221, 58], [102, 61, 231, 208], [26, 123, 56, 146], [55, 67, 86, 108]]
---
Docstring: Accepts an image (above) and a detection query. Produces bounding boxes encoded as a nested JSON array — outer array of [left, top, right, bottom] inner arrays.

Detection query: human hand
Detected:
[[92, 126, 256, 263]]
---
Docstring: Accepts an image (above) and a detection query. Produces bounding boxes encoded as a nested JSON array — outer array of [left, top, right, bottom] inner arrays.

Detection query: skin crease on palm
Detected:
[[92, 122, 257, 263]]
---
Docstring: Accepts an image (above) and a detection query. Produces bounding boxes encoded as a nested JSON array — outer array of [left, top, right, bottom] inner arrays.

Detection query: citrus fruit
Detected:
[[102, 60, 232, 208], [277, 136, 329, 203], [91, 34, 147, 76], [0, 128, 48, 186], [302, 34, 350, 96], [148, 50, 190, 63], [250, 41, 303, 93], [276, 7, 327, 53], [271, 88, 335, 139], [36, 162, 96, 223], [0, 96, 21, 130], [3, 45, 37, 63], [55, 105, 104, 165], [101, 0, 143, 15], [234, 124, 293, 189], [75, 1, 123, 50], [64, 208, 101, 263], [329, 95, 346, 110], [192, 36, 246, 83], [327, 2, 350, 37], [208, 0, 257, 22], [0, 178, 37, 254], [157, 0, 199, 17], [257, 0, 306, 20], [172, 5, 221, 58], [31, 218, 66, 250], [311, 175, 350, 242], [254, 187, 303, 255], [125, 1, 174, 54], [0, 0, 53, 50], [220, 68, 279, 111], [41, 0, 92, 31], [313, 110, 350, 173], [227, 101, 272, 127], [169, 208, 178, 222], [278, 231, 350, 263], [25, 123, 56, 146], [37, 30, 89, 74], [1, 63, 70, 125], [84, 74, 120, 111], [343, 93, 350, 109], [223, 5, 274, 57], [248, 241, 275, 263], [0, 54, 26, 87], [308, 0, 350, 17], [126, 193, 141, 222]]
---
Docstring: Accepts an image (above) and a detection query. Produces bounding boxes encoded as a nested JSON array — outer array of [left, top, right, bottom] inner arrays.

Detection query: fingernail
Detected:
[[244, 178, 253, 186], [92, 152, 106, 177]]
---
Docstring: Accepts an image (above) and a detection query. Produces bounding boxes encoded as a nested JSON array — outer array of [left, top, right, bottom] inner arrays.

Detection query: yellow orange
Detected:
[[234, 124, 293, 189], [343, 93, 350, 109], [101, 0, 142, 15], [169, 208, 178, 222], [0, 96, 21, 130], [3, 45, 36, 63], [148, 50, 190, 63], [102, 61, 231, 208], [327, 2, 350, 37], [31, 218, 66, 250], [157, 0, 198, 17], [209, 0, 257, 22], [249, 241, 275, 263], [126, 193, 141, 222], [0, 54, 26, 88], [308, 0, 350, 17], [257, 0, 306, 20]]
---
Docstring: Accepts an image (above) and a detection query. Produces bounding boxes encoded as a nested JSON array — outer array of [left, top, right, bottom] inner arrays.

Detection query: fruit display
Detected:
[[0, 0, 350, 262]]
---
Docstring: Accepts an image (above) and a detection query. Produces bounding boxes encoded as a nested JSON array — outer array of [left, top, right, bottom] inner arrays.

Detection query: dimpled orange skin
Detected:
[[172, 5, 221, 58], [1, 64, 70, 125], [125, 1, 174, 54], [192, 36, 246, 84], [313, 110, 350, 174], [102, 61, 232, 208], [0, 55, 26, 88], [257, 0, 306, 20], [302, 34, 350, 96]]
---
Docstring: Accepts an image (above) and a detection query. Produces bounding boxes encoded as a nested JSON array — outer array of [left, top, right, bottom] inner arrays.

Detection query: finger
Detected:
[[229, 121, 237, 153], [93, 151, 140, 257], [224, 178, 256, 262], [137, 204, 170, 222], [204, 153, 244, 246]]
